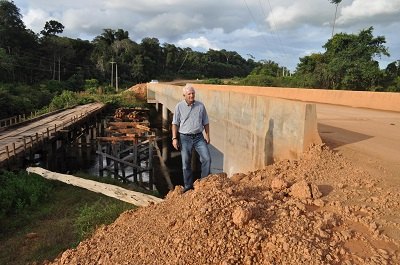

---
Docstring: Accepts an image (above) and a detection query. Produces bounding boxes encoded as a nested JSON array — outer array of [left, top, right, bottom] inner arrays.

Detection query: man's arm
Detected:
[[172, 124, 180, 150], [204, 123, 210, 144]]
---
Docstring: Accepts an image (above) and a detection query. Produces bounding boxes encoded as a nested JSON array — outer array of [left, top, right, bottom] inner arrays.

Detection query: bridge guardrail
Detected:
[[0, 105, 78, 131]]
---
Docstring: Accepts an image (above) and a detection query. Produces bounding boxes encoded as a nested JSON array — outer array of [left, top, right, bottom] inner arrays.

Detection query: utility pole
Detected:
[[110, 59, 116, 87], [115, 63, 119, 92]]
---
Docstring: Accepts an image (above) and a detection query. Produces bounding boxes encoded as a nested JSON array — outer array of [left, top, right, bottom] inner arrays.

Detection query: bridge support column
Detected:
[[162, 104, 169, 131], [161, 105, 171, 163], [162, 136, 170, 163]]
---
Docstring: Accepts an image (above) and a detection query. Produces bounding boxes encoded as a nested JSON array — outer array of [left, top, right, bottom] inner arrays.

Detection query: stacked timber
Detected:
[[96, 108, 155, 190], [113, 107, 149, 122]]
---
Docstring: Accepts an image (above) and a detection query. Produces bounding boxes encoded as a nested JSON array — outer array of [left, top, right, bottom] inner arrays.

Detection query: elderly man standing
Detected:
[[171, 84, 211, 192]]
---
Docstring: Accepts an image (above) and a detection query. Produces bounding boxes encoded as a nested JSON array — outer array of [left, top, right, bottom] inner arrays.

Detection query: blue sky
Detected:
[[13, 0, 400, 71]]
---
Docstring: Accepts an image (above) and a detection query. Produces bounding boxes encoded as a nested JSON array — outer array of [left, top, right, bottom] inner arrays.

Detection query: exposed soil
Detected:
[[126, 83, 147, 100], [44, 144, 400, 265]]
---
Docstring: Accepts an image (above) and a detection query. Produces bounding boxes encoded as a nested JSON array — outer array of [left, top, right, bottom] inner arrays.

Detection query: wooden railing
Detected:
[[0, 114, 28, 129], [0, 106, 78, 131]]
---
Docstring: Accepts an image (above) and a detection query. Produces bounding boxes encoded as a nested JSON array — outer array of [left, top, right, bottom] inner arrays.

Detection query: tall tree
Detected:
[[329, 0, 342, 37], [0, 0, 38, 82], [324, 27, 389, 90], [40, 20, 64, 37], [0, 0, 25, 53]]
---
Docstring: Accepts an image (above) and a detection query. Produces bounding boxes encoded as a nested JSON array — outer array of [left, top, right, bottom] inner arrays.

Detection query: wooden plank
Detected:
[[97, 136, 139, 142], [26, 167, 163, 207], [105, 128, 146, 134], [95, 151, 148, 170], [108, 121, 150, 127], [97, 136, 154, 142]]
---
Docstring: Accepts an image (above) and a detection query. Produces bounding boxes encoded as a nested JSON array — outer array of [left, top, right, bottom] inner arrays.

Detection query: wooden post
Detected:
[[47, 128, 50, 137], [133, 143, 138, 184], [106, 144, 111, 168], [12, 143, 16, 156], [98, 142, 104, 177], [148, 139, 154, 190], [23, 138, 27, 153], [112, 143, 119, 179], [6, 146, 10, 159]]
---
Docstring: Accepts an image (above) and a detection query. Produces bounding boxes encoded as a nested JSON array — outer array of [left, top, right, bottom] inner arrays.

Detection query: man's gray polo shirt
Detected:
[[172, 100, 209, 134]]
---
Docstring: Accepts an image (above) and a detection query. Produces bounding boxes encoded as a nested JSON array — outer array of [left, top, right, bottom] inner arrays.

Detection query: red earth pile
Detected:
[[46, 145, 400, 265], [126, 83, 147, 100]]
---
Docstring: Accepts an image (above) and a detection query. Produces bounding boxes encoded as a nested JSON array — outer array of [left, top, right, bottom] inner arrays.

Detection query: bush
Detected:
[[49, 90, 79, 110], [203, 78, 223, 85], [84, 79, 100, 94], [0, 171, 53, 219]]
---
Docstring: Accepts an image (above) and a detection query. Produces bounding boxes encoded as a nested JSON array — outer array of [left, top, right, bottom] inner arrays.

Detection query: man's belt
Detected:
[[180, 132, 202, 136]]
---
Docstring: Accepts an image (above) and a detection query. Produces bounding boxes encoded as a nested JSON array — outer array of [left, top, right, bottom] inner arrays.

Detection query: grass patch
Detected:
[[0, 172, 137, 265], [74, 199, 134, 240]]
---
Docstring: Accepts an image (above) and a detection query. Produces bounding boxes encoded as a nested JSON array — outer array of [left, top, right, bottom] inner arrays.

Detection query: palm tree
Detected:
[[330, 0, 342, 37]]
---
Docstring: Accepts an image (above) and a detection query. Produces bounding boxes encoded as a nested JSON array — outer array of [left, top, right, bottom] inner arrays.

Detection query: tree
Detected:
[[0, 1, 38, 82], [384, 60, 400, 91], [296, 27, 389, 90], [0, 0, 25, 53], [329, 0, 342, 37], [40, 20, 64, 37], [140, 37, 162, 80], [323, 27, 389, 90]]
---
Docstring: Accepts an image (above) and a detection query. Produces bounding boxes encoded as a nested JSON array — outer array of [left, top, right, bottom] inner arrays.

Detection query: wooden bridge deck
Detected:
[[0, 102, 105, 166]]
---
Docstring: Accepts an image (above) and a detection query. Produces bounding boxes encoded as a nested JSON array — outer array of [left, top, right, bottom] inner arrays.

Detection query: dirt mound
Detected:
[[46, 145, 400, 265], [126, 83, 147, 99]]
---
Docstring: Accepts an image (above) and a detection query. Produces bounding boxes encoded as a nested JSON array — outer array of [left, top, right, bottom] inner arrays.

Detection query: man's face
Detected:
[[184, 89, 195, 105]]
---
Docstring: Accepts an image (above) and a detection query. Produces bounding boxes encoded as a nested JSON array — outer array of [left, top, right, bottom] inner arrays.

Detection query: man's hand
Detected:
[[204, 134, 210, 144], [172, 139, 180, 150]]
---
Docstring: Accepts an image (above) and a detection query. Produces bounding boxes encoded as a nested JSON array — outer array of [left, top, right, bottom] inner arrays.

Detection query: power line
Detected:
[[264, 0, 293, 73], [242, 0, 295, 72]]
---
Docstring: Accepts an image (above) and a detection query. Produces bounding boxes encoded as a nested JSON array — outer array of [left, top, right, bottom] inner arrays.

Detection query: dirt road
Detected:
[[317, 103, 400, 184]]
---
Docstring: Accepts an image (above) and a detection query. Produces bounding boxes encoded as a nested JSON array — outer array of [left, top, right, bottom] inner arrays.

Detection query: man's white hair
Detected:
[[183, 84, 195, 95]]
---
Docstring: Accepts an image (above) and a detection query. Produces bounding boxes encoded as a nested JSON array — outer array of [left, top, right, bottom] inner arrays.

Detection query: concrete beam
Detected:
[[192, 84, 400, 112], [147, 83, 321, 176]]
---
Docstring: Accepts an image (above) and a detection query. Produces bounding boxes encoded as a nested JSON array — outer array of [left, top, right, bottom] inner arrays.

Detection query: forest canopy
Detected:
[[0, 0, 399, 119]]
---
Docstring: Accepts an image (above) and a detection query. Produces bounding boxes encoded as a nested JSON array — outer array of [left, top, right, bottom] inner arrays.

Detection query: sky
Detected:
[[13, 0, 400, 71]]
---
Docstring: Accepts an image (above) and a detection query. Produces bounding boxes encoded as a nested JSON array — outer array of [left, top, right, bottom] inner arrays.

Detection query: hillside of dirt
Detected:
[[45, 144, 399, 265], [126, 83, 147, 100]]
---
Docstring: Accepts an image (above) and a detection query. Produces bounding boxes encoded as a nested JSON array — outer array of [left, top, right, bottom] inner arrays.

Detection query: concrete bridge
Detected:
[[147, 83, 323, 176], [147, 83, 400, 176]]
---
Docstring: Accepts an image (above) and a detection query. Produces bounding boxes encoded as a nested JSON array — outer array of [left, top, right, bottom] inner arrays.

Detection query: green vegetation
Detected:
[[0, 171, 52, 223], [74, 199, 134, 241], [1, 1, 399, 120], [0, 170, 136, 265]]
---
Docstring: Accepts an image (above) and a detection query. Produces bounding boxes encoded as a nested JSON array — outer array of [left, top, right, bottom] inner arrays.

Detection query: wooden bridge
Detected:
[[0, 103, 105, 167]]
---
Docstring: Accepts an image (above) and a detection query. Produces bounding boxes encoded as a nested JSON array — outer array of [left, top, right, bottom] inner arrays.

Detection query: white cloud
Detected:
[[23, 8, 50, 33], [265, 0, 331, 30], [337, 0, 400, 25], [177, 36, 219, 51]]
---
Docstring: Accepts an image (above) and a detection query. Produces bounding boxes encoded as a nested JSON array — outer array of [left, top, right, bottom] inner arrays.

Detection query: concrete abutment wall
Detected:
[[147, 83, 322, 176]]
